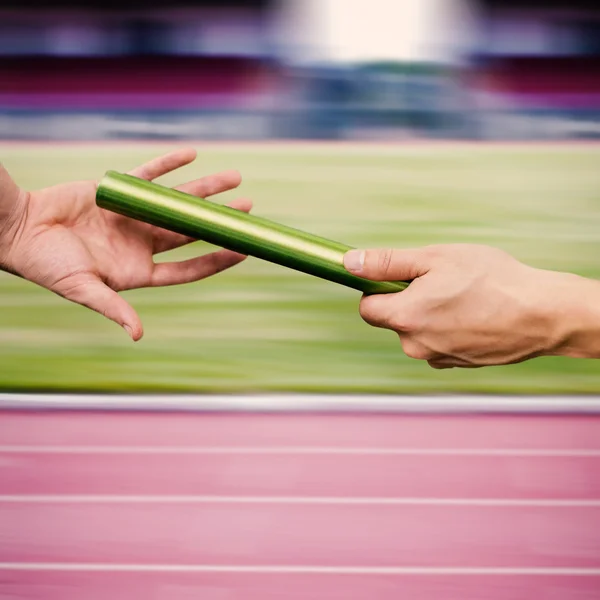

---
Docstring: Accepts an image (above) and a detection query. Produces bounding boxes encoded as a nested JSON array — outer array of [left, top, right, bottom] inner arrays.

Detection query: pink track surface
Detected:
[[1, 410, 600, 599]]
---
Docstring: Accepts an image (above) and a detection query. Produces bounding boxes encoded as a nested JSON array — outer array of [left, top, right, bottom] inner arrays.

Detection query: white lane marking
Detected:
[[1, 446, 600, 456], [2, 393, 600, 413], [1, 563, 600, 575], [0, 496, 599, 507]]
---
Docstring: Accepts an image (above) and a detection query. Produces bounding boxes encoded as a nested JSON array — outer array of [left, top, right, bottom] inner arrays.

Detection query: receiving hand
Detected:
[[0, 148, 251, 341]]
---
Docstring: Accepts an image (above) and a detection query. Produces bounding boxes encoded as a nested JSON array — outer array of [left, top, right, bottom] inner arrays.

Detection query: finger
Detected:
[[55, 275, 143, 341], [427, 357, 480, 369], [152, 171, 245, 252], [358, 293, 398, 329], [358, 289, 420, 332], [176, 170, 242, 198], [128, 148, 197, 181], [152, 197, 252, 254], [343, 247, 431, 282], [400, 338, 440, 362], [428, 360, 454, 370], [227, 197, 252, 213], [151, 249, 246, 287]]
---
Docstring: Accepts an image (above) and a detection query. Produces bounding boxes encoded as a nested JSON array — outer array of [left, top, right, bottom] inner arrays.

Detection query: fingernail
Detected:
[[344, 250, 365, 273], [123, 324, 133, 339]]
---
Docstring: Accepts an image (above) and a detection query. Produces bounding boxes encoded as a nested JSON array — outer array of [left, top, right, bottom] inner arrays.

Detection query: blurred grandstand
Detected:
[[0, 0, 598, 140], [465, 0, 600, 139]]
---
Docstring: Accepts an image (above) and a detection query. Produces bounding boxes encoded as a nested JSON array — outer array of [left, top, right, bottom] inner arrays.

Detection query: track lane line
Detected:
[[2, 446, 600, 456], [2, 393, 600, 413], [1, 495, 600, 506], [1, 564, 600, 575]]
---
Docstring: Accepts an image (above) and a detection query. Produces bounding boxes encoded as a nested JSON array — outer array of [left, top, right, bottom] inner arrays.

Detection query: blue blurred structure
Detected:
[[463, 0, 600, 139], [0, 0, 598, 141]]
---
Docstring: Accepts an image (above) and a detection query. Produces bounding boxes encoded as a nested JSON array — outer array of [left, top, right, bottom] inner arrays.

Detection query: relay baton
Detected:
[[96, 171, 410, 295]]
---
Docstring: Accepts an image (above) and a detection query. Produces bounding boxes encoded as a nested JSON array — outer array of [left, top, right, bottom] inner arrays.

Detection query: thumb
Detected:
[[55, 275, 143, 341], [343, 247, 430, 282]]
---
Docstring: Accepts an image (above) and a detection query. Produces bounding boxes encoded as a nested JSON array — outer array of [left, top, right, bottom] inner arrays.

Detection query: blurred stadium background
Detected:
[[1, 0, 599, 394]]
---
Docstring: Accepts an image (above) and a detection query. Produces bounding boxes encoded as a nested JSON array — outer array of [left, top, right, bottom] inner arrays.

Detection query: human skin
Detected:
[[344, 245, 600, 369], [0, 148, 251, 341]]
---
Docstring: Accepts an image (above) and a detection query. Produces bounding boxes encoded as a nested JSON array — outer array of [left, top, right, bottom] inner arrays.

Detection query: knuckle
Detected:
[[376, 248, 394, 278], [421, 245, 441, 260], [359, 297, 420, 333], [390, 315, 413, 333], [358, 296, 380, 326], [358, 296, 392, 328], [401, 339, 434, 361], [54, 273, 88, 298], [389, 305, 420, 333], [428, 359, 451, 370]]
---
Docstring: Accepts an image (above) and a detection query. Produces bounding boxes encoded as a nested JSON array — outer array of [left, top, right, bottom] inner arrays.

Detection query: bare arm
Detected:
[[553, 271, 600, 359]]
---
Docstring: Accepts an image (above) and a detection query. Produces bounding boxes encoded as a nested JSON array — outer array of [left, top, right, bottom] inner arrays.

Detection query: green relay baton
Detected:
[[96, 171, 410, 295]]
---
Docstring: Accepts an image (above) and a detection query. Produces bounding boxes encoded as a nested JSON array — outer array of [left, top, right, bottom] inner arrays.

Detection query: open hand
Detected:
[[0, 148, 251, 341]]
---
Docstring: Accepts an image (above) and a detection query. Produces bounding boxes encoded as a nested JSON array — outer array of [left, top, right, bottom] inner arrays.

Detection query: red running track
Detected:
[[1, 410, 600, 599]]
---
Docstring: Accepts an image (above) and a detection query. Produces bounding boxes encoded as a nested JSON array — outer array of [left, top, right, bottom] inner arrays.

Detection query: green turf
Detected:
[[1, 142, 599, 393]]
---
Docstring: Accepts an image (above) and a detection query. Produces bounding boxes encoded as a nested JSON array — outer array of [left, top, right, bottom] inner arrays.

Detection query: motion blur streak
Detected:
[[0, 0, 598, 141]]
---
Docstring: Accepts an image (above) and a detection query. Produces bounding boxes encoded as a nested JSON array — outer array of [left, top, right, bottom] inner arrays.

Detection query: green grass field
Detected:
[[1, 142, 599, 393]]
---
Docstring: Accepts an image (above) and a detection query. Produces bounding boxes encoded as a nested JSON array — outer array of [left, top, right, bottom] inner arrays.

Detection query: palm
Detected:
[[11, 149, 251, 340], [28, 180, 163, 291]]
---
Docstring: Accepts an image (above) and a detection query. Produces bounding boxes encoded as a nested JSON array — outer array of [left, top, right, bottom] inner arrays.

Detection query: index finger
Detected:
[[358, 289, 416, 331]]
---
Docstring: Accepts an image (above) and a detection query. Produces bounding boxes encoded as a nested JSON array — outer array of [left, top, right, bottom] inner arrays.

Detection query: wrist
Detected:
[[0, 164, 28, 273], [542, 270, 600, 359]]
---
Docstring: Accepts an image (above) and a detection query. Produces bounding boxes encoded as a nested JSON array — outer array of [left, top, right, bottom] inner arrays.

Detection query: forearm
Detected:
[[548, 271, 600, 359]]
